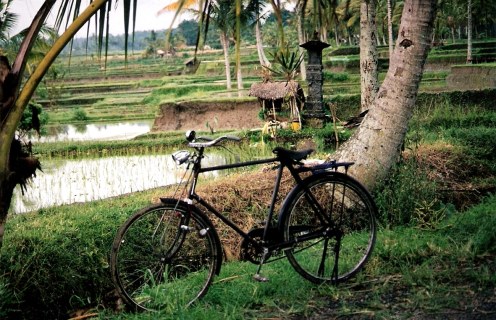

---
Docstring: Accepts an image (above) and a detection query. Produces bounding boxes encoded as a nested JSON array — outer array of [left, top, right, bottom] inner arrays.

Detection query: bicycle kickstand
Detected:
[[253, 248, 270, 282]]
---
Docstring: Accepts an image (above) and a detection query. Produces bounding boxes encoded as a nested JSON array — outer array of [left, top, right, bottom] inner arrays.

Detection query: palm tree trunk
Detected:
[[220, 31, 232, 90], [467, 0, 473, 63], [255, 14, 270, 67], [334, 0, 437, 190], [359, 0, 379, 112], [334, 25, 340, 46], [387, 0, 394, 58], [296, 2, 307, 81], [235, 0, 243, 91], [268, 0, 286, 46]]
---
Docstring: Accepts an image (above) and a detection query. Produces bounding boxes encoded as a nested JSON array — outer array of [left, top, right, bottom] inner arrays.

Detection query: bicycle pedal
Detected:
[[253, 273, 269, 282]]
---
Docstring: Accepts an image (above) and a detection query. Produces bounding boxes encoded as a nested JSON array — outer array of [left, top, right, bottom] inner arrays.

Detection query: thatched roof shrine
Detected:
[[249, 80, 304, 100]]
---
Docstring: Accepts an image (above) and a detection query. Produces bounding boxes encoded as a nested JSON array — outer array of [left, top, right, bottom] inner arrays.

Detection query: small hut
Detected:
[[249, 80, 305, 130]]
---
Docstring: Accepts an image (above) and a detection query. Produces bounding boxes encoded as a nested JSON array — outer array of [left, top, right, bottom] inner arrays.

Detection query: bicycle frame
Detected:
[[178, 146, 340, 255]]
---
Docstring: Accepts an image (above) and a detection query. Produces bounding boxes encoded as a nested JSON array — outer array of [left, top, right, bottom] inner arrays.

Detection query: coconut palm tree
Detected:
[[158, 0, 253, 90]]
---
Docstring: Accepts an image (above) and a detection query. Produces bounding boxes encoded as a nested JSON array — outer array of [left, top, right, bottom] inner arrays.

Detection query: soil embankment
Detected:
[[447, 65, 496, 90], [153, 100, 263, 132]]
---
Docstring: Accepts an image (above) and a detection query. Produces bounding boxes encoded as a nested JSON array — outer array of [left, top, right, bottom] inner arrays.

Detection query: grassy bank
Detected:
[[0, 181, 494, 319]]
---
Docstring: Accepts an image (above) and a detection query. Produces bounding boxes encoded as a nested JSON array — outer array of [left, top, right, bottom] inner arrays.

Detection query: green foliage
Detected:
[[0, 279, 15, 318], [0, 198, 149, 319], [445, 127, 496, 163], [18, 102, 49, 136], [266, 46, 303, 80], [445, 195, 496, 255], [71, 107, 89, 122]]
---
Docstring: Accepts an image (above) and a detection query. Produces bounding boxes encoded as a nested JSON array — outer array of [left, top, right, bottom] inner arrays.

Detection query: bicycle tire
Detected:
[[110, 199, 222, 311], [279, 171, 377, 284]]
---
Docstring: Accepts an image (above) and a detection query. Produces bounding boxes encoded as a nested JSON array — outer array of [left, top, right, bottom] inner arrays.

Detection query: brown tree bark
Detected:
[[359, 0, 379, 112], [334, 0, 437, 190], [220, 31, 232, 90]]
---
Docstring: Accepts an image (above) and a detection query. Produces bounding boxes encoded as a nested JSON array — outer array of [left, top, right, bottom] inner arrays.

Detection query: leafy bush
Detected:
[[18, 102, 49, 135], [71, 107, 89, 121]]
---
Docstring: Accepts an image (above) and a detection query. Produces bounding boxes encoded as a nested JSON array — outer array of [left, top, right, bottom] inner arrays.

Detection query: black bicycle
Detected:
[[110, 130, 377, 311]]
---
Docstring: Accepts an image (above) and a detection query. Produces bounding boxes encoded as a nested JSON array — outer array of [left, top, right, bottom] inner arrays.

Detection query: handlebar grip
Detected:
[[225, 136, 241, 142], [187, 135, 241, 148], [196, 136, 214, 142]]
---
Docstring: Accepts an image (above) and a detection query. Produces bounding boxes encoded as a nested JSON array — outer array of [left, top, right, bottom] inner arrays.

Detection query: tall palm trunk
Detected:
[[334, 0, 437, 190], [220, 31, 232, 89], [296, 1, 307, 80], [359, 0, 379, 112], [467, 0, 473, 63], [255, 13, 270, 67], [235, 0, 243, 91], [387, 0, 394, 57], [268, 0, 285, 46]]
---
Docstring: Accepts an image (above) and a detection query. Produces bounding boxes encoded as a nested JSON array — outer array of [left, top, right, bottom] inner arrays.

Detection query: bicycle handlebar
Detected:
[[187, 133, 240, 148]]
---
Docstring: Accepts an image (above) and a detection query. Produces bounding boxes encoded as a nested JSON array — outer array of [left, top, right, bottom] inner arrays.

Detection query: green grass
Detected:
[[1, 191, 494, 319]]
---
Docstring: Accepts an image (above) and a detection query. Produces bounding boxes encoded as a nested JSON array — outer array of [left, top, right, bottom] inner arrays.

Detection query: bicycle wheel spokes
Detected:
[[283, 173, 376, 284], [111, 203, 220, 311]]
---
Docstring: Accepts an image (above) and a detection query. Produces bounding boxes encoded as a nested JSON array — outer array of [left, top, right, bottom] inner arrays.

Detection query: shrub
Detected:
[[71, 107, 89, 121]]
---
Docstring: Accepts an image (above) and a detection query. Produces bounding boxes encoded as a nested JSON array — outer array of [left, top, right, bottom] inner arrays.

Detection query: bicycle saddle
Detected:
[[273, 147, 314, 163]]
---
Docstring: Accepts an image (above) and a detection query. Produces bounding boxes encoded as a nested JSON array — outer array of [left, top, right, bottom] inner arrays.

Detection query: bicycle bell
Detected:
[[185, 130, 196, 142]]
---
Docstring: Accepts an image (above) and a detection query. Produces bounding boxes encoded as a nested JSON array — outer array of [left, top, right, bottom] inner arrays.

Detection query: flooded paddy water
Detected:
[[12, 153, 225, 214], [12, 120, 228, 214]]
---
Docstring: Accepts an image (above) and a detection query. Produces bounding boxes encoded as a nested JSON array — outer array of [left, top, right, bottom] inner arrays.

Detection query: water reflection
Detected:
[[31, 121, 153, 142], [12, 153, 225, 214]]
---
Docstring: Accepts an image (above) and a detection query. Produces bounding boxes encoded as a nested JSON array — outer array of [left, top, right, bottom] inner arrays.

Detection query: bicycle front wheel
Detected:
[[110, 199, 222, 312], [280, 172, 376, 284]]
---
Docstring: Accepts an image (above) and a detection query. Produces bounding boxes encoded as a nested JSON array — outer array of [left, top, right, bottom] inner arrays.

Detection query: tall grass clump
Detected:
[[445, 195, 496, 256], [0, 197, 151, 319], [0, 279, 15, 318], [374, 151, 442, 227]]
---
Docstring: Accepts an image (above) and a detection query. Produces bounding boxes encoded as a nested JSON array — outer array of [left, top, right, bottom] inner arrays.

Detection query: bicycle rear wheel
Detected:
[[110, 199, 222, 311], [280, 172, 376, 284]]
